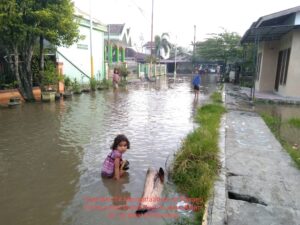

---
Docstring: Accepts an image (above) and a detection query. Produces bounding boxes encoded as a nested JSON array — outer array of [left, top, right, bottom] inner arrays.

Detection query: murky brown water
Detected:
[[255, 104, 300, 146], [0, 75, 218, 225]]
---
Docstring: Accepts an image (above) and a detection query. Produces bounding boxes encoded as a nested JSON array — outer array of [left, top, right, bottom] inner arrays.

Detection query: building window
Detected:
[[256, 53, 262, 80], [278, 48, 291, 85]]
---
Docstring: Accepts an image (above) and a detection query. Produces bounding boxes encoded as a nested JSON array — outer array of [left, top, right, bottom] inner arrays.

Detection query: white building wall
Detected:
[[295, 12, 300, 25], [57, 25, 105, 84]]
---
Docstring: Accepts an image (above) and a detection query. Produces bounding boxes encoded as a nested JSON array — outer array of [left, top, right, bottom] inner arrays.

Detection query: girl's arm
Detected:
[[114, 158, 121, 180]]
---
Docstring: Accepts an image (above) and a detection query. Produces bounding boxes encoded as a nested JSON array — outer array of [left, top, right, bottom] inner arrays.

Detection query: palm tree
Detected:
[[154, 33, 172, 60]]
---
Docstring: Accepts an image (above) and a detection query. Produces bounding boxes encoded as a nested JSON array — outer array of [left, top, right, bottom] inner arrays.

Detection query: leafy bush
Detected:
[[72, 78, 81, 93], [118, 65, 130, 80], [90, 78, 97, 91], [64, 76, 72, 87], [42, 61, 59, 86], [98, 78, 111, 90]]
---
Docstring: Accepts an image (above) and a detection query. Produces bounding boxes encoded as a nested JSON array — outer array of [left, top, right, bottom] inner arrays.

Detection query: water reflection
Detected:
[[0, 102, 81, 225], [102, 173, 131, 206]]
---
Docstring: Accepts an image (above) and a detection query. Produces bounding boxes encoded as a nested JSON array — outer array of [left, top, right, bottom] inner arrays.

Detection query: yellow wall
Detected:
[[283, 30, 300, 97], [256, 30, 300, 98], [257, 41, 279, 92]]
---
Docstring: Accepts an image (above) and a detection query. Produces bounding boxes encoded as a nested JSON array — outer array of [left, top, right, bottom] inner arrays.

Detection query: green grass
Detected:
[[288, 118, 300, 129], [171, 92, 226, 223], [210, 92, 223, 103], [261, 113, 300, 170], [97, 78, 112, 90]]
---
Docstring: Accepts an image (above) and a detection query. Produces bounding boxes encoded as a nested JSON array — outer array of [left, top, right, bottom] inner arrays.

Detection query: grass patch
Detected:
[[210, 92, 223, 103], [171, 92, 226, 223], [261, 113, 300, 170], [288, 118, 300, 129], [97, 78, 112, 90]]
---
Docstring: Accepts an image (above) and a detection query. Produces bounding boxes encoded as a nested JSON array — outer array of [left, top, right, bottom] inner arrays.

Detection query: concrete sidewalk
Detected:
[[207, 84, 300, 225]]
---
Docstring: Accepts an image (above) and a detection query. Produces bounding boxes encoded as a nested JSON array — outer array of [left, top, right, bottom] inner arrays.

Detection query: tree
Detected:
[[154, 33, 172, 59], [0, 0, 79, 101], [196, 29, 243, 65]]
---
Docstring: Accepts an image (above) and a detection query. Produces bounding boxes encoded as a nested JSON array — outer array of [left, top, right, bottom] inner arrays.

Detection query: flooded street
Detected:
[[0, 75, 218, 225]]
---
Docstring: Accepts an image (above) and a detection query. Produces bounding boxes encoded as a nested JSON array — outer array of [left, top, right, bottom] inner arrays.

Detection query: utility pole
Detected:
[[89, 0, 94, 79], [193, 25, 196, 70], [149, 0, 154, 79], [174, 35, 177, 79]]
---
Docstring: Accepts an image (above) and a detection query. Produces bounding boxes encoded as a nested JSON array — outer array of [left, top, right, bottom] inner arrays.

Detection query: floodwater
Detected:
[[255, 104, 300, 146], [0, 75, 218, 225]]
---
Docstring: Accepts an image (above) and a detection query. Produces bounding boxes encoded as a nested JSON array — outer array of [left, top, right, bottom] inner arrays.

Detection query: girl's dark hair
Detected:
[[114, 68, 119, 74], [111, 134, 130, 150]]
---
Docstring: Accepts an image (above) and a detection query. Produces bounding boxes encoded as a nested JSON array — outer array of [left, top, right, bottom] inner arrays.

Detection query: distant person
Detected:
[[112, 68, 120, 89], [217, 65, 221, 75], [101, 134, 130, 180], [192, 71, 201, 100]]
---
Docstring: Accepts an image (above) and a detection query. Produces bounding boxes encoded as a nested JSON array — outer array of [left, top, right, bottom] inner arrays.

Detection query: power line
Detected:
[[128, 0, 151, 24]]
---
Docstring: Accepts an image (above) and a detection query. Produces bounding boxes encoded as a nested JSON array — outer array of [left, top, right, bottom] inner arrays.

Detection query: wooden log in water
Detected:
[[136, 167, 164, 214]]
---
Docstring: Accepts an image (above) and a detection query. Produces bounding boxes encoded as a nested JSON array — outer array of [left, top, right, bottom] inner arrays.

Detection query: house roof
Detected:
[[241, 6, 300, 44], [105, 24, 132, 47], [74, 7, 105, 26], [108, 24, 125, 35], [125, 47, 149, 62], [143, 41, 155, 49]]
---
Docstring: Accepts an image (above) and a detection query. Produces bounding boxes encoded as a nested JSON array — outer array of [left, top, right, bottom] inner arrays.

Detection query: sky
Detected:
[[73, 0, 300, 50]]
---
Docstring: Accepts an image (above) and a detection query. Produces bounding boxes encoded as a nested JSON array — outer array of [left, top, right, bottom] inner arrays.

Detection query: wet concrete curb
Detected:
[[206, 83, 300, 225], [203, 87, 227, 225]]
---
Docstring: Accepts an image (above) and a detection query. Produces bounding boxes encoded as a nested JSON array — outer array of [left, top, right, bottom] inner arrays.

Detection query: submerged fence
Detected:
[[137, 63, 167, 78], [105, 62, 167, 80]]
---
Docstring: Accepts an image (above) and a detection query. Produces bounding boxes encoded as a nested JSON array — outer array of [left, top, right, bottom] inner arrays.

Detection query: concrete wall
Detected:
[[256, 41, 279, 92], [295, 12, 300, 25], [283, 30, 300, 97], [0, 87, 41, 105], [57, 24, 105, 84], [276, 32, 293, 96], [255, 44, 263, 91], [256, 31, 298, 96]]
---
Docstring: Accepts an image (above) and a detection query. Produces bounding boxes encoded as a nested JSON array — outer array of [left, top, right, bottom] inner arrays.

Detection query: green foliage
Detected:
[[210, 92, 223, 103], [118, 65, 130, 79], [288, 118, 300, 129], [64, 76, 72, 87], [260, 113, 281, 136], [0, 0, 79, 100], [90, 78, 97, 91], [172, 93, 226, 223], [42, 61, 59, 85], [241, 43, 256, 75], [260, 113, 300, 169], [195, 29, 242, 64], [0, 81, 18, 89], [154, 33, 172, 59], [98, 78, 111, 90], [72, 78, 81, 93]]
